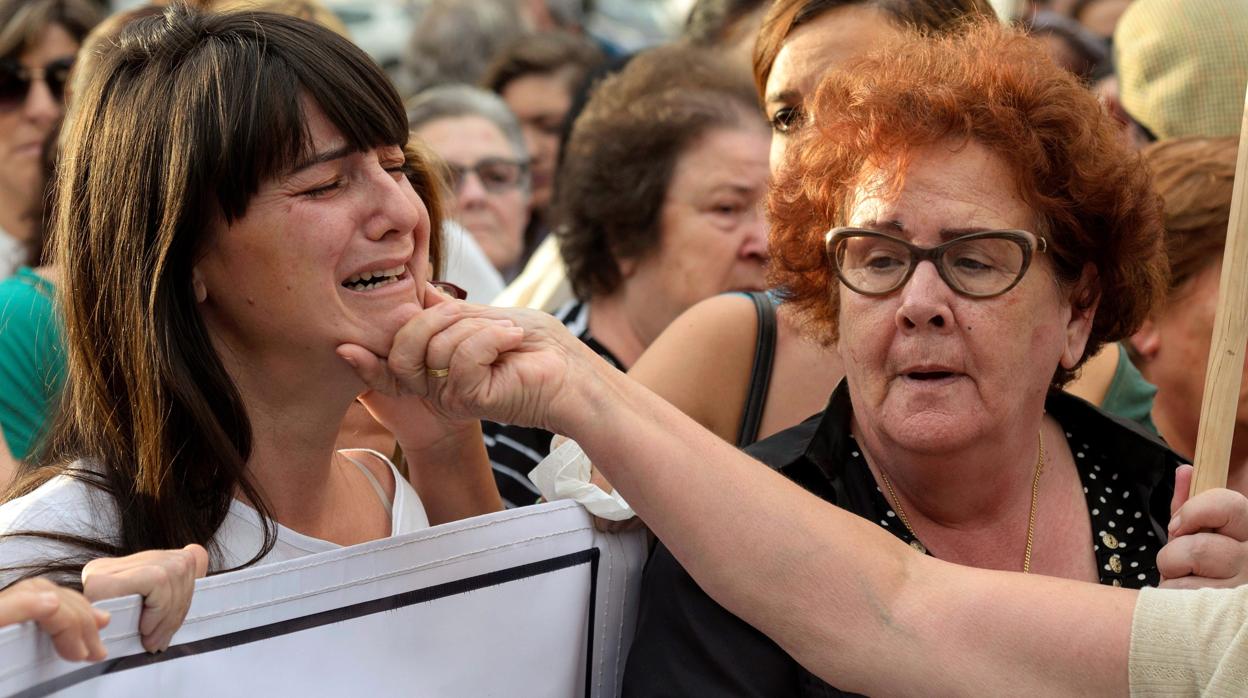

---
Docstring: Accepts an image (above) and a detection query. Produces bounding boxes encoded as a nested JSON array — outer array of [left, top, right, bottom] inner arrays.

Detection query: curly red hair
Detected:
[[768, 21, 1167, 386]]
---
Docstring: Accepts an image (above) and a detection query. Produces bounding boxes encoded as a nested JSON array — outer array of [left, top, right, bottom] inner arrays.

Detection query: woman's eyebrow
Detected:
[[285, 144, 355, 176], [765, 88, 799, 108], [854, 221, 998, 240]]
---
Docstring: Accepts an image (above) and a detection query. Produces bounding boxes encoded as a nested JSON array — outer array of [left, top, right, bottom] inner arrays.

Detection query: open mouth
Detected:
[[341, 265, 407, 291], [905, 371, 957, 381]]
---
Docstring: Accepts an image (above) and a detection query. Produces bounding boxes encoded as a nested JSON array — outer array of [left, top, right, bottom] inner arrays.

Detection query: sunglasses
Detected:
[[0, 56, 74, 111]]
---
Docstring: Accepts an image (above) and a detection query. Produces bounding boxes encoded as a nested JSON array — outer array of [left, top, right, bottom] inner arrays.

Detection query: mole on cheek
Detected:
[[247, 297, 256, 306]]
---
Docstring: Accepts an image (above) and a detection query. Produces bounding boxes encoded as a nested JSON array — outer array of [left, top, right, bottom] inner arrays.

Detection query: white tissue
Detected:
[[528, 436, 635, 520]]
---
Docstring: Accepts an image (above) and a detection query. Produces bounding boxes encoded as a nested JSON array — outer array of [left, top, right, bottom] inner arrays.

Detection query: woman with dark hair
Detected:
[[0, 5, 499, 654], [481, 42, 770, 508], [481, 31, 603, 236]]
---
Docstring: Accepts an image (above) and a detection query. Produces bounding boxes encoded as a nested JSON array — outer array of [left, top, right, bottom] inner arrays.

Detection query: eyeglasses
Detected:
[[429, 280, 468, 300], [446, 157, 528, 194], [826, 228, 1047, 298], [0, 56, 74, 112]]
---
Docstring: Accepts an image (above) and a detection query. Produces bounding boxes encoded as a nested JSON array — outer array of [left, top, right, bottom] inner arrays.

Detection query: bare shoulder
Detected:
[[1065, 344, 1119, 407], [629, 294, 761, 442]]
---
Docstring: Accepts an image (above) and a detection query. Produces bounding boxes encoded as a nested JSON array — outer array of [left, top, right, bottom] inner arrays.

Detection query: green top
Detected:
[[0, 267, 64, 460], [1101, 342, 1159, 434]]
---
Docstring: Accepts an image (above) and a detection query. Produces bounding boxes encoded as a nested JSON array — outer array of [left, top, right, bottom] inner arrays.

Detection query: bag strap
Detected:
[[736, 291, 778, 448]]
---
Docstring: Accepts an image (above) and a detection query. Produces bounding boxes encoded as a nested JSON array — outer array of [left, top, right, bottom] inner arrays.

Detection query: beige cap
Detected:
[[1114, 0, 1248, 140]]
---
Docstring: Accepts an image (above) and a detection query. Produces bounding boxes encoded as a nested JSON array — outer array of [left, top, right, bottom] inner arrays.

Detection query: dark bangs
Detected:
[[105, 6, 407, 226], [185, 10, 409, 222]]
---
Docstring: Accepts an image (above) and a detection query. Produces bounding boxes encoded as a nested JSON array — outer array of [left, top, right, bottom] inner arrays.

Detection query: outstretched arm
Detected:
[[342, 302, 1138, 695], [566, 360, 1135, 696]]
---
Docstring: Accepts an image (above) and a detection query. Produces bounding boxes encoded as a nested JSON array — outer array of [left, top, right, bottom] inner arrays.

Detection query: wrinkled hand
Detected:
[[351, 287, 484, 450], [337, 298, 601, 435], [1159, 464, 1248, 589], [81, 544, 208, 652], [0, 577, 110, 661]]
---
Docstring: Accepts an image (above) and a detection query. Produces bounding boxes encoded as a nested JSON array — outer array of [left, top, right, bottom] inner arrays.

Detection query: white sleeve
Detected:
[[0, 473, 119, 587], [1130, 586, 1248, 696]]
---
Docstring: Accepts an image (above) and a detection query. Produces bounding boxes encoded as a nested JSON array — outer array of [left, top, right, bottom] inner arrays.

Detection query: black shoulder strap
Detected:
[[736, 291, 778, 448]]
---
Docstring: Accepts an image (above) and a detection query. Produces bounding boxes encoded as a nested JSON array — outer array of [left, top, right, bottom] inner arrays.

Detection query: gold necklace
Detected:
[[876, 429, 1046, 573]]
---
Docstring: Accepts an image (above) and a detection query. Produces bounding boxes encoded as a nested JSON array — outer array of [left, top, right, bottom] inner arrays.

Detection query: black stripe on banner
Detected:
[[11, 547, 601, 698]]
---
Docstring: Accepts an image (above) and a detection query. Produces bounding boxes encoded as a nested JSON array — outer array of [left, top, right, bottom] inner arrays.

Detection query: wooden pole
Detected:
[[1190, 86, 1248, 496]]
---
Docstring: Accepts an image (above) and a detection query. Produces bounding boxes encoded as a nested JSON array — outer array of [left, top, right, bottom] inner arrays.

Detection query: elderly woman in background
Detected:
[[622, 20, 1178, 695], [1129, 137, 1248, 494], [0, 0, 100, 278], [484, 43, 770, 507], [0, 5, 499, 655], [409, 84, 531, 282]]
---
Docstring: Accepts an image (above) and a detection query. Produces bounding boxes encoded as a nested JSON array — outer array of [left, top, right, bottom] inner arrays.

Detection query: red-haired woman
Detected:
[[620, 20, 1179, 694]]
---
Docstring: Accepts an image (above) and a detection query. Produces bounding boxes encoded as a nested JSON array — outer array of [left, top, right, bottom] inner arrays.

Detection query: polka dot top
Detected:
[[849, 422, 1164, 588], [748, 381, 1180, 595]]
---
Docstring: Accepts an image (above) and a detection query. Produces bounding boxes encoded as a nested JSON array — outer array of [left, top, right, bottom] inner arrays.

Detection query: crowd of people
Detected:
[[0, 0, 1247, 694]]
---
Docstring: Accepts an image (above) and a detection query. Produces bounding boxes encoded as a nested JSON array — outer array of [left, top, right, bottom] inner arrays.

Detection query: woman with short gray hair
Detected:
[[410, 84, 532, 277]]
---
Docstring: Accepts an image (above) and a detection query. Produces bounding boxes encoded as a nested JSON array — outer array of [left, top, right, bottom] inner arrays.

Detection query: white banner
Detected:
[[0, 501, 645, 697]]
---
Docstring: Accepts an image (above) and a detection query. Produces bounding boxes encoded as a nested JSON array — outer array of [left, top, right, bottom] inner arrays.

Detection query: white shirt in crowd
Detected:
[[0, 449, 428, 584], [440, 220, 504, 303]]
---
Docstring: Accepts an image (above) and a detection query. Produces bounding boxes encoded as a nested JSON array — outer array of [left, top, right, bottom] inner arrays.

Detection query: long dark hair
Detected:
[[3, 4, 445, 586]]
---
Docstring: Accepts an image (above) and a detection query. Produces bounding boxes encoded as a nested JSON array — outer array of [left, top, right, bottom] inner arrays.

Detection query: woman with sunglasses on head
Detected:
[[0, 4, 500, 656], [409, 84, 532, 288]]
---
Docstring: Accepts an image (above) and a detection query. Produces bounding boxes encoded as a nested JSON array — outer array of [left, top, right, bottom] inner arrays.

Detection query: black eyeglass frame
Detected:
[[825, 227, 1047, 299], [0, 56, 74, 111]]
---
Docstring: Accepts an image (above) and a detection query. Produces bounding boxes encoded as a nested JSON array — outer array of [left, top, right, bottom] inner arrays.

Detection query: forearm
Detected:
[[561, 366, 1134, 695], [400, 422, 502, 525]]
